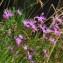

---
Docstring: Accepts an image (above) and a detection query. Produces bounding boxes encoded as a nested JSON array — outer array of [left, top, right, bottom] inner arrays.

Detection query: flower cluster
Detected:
[[14, 34, 35, 63], [8, 46, 19, 56], [6, 8, 63, 63], [22, 19, 37, 32], [22, 45, 35, 63], [22, 45, 36, 54], [22, 13, 63, 45], [14, 34, 24, 46], [26, 51, 34, 63], [22, 13, 46, 32], [43, 48, 49, 58], [3, 9, 22, 19]]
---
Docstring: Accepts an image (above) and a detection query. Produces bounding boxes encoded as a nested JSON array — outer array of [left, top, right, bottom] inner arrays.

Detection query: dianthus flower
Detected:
[[15, 37, 22, 46], [16, 9, 22, 15], [53, 24, 60, 36], [49, 37, 55, 45], [8, 46, 13, 51], [26, 51, 32, 60], [55, 14, 63, 23], [22, 45, 28, 50], [14, 34, 24, 46], [34, 13, 46, 23], [18, 34, 24, 39], [29, 19, 37, 31], [3, 9, 14, 19], [22, 19, 30, 28], [22, 19, 37, 32], [30, 59, 34, 63], [43, 48, 47, 53], [44, 53, 49, 58]]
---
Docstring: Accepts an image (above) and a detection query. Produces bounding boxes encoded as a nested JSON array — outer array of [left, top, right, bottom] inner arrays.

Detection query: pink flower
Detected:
[[8, 46, 14, 54], [54, 30, 60, 36], [15, 37, 22, 46], [55, 14, 63, 23], [8, 46, 13, 51], [43, 33, 48, 39], [41, 24, 47, 30], [52, 14, 63, 24], [44, 53, 49, 58], [3, 9, 14, 19], [14, 34, 24, 46], [50, 20, 56, 28], [29, 48, 36, 54], [49, 37, 55, 45], [38, 24, 43, 29], [30, 59, 34, 63], [31, 25, 37, 32], [14, 36, 22, 46], [46, 28, 53, 33], [22, 45, 28, 50], [26, 52, 32, 60], [53, 24, 60, 36], [22, 19, 37, 32], [29, 19, 37, 32], [22, 19, 30, 28], [34, 13, 46, 23], [43, 48, 46, 53], [53, 24, 59, 31], [18, 34, 23, 39], [16, 9, 22, 15]]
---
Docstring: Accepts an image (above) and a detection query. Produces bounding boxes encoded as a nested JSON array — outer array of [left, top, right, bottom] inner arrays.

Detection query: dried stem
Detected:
[[43, 36, 60, 63], [45, 7, 63, 22], [0, 0, 4, 6]]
